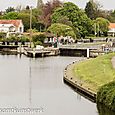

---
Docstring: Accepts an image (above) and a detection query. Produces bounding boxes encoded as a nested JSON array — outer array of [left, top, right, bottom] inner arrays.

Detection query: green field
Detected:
[[73, 53, 115, 92]]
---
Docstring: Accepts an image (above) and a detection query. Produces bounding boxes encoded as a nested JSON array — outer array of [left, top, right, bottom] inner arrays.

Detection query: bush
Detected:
[[19, 36, 29, 42], [97, 81, 115, 111], [7, 36, 17, 42], [32, 33, 46, 46], [34, 41, 42, 46], [0, 32, 6, 39]]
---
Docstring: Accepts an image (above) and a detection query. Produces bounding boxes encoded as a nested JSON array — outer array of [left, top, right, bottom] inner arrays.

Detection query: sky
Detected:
[[0, 0, 115, 11]]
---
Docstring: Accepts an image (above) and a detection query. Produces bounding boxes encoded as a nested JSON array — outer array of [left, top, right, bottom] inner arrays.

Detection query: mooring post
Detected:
[[41, 53, 44, 57], [87, 48, 89, 58], [33, 48, 35, 58]]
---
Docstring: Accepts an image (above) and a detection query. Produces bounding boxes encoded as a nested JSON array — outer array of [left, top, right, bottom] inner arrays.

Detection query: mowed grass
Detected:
[[73, 53, 115, 92]]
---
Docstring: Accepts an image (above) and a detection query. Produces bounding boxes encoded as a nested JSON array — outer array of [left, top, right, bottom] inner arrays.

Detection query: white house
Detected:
[[108, 23, 115, 37], [0, 20, 24, 34]]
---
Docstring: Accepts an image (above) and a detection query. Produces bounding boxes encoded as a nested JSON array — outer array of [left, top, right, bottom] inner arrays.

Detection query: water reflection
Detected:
[[97, 103, 115, 115], [0, 54, 98, 115]]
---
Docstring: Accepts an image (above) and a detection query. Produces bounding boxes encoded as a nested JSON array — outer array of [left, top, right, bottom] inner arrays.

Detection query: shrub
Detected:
[[19, 36, 29, 42], [7, 36, 17, 42], [0, 32, 6, 39], [32, 33, 46, 46], [34, 41, 42, 46], [97, 81, 115, 111]]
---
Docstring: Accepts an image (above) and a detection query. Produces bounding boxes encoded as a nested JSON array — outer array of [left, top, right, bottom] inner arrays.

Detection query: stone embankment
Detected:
[[64, 59, 96, 102]]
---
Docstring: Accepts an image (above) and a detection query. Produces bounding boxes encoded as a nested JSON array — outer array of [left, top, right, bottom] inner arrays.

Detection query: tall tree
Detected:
[[85, 0, 103, 19], [15, 5, 22, 12], [26, 5, 30, 10], [39, 0, 62, 29], [17, 13, 37, 31], [48, 23, 76, 39], [85, 0, 96, 19], [5, 7, 15, 13], [94, 17, 109, 36], [37, 0, 44, 9], [52, 2, 93, 38]]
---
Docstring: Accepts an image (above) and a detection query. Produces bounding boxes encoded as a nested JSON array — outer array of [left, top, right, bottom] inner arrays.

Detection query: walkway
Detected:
[[111, 56, 115, 68]]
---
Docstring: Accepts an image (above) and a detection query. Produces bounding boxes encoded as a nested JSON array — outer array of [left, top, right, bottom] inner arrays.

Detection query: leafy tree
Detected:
[[52, 2, 93, 38], [15, 5, 22, 12], [5, 7, 15, 13], [47, 23, 76, 39], [3, 12, 18, 19], [32, 8, 42, 19], [85, 0, 104, 19], [32, 22, 45, 32], [94, 17, 109, 36], [37, 0, 44, 9], [85, 0, 96, 19], [107, 10, 115, 23], [56, 16, 73, 26], [26, 5, 30, 10], [17, 13, 37, 31], [39, 0, 62, 29]]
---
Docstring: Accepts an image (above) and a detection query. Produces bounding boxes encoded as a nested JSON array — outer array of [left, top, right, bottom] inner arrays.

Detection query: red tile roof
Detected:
[[0, 20, 22, 27], [109, 23, 115, 29]]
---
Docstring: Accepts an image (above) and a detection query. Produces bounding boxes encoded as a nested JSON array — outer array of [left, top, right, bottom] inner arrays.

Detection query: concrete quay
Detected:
[[63, 59, 96, 102], [23, 47, 60, 58]]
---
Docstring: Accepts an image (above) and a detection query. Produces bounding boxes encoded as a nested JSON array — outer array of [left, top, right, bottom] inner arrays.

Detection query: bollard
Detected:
[[87, 48, 89, 59]]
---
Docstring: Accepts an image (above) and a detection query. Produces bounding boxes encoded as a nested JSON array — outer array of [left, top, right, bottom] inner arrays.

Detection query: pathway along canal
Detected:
[[0, 54, 114, 115]]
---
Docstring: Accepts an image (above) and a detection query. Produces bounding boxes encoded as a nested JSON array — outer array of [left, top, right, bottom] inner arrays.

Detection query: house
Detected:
[[108, 23, 115, 37], [0, 20, 24, 36]]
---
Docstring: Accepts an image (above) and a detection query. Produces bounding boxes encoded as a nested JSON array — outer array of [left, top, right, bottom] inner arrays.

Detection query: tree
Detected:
[[5, 7, 15, 13], [26, 5, 30, 10], [39, 0, 62, 29], [52, 2, 93, 38], [107, 10, 115, 23], [85, 0, 96, 19], [32, 33, 46, 46], [17, 13, 37, 31], [94, 17, 109, 36], [85, 0, 104, 19], [47, 23, 76, 39], [3, 12, 18, 19], [15, 5, 22, 12], [37, 0, 44, 9], [56, 16, 73, 26]]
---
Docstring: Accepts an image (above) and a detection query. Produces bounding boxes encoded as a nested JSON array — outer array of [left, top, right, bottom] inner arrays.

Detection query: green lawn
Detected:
[[73, 53, 115, 92]]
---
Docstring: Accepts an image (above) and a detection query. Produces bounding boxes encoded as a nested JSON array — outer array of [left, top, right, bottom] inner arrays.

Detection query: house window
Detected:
[[20, 27, 22, 32]]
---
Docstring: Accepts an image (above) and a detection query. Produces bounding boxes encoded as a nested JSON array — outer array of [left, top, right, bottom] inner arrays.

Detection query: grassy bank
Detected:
[[73, 53, 115, 92]]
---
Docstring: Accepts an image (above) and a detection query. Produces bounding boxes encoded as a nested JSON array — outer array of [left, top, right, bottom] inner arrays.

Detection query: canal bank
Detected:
[[64, 53, 115, 103], [63, 59, 96, 102], [96, 56, 115, 112]]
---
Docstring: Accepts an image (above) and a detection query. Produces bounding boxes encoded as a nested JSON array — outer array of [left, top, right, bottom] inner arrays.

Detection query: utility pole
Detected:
[[94, 23, 97, 36], [30, 6, 32, 48], [97, 23, 100, 36]]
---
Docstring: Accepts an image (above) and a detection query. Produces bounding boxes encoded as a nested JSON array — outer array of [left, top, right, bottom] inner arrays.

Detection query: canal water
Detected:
[[0, 54, 113, 115]]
